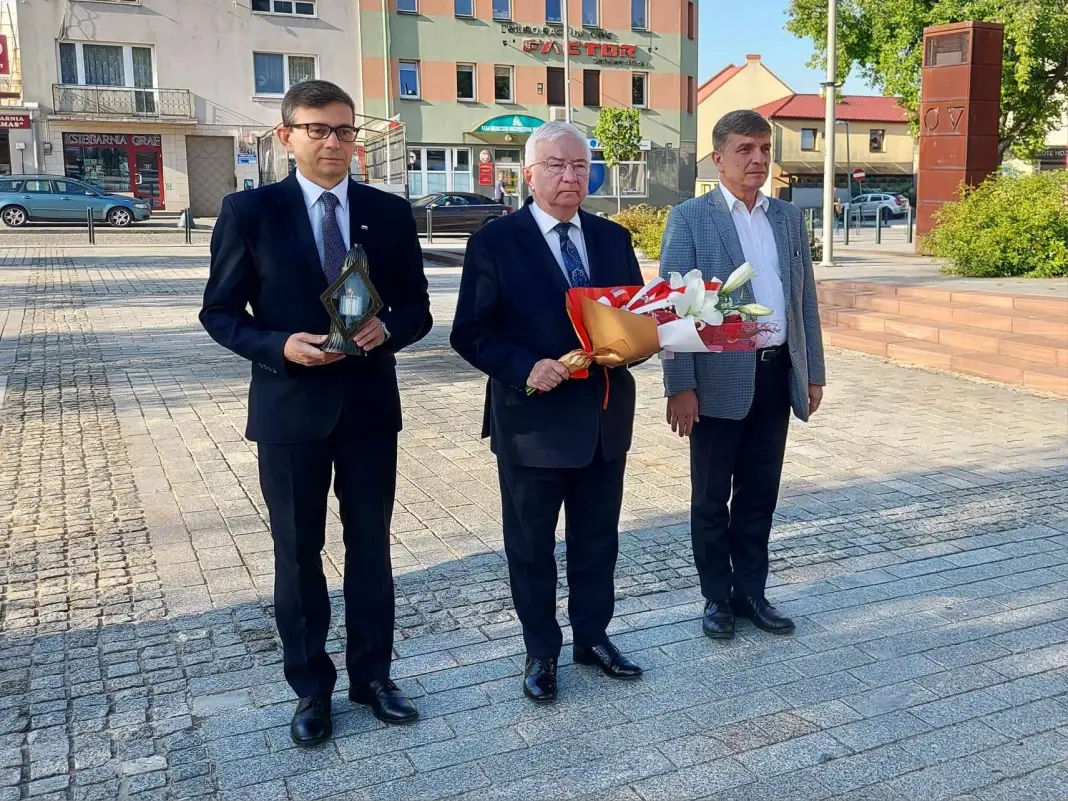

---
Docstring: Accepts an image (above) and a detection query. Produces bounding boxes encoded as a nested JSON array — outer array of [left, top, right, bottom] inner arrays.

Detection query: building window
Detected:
[[494, 65, 514, 103], [254, 53, 316, 96], [456, 64, 476, 101], [583, 70, 600, 107], [397, 0, 417, 13], [869, 129, 886, 152], [251, 0, 316, 16], [801, 128, 818, 151], [399, 61, 420, 99], [590, 149, 648, 198], [632, 0, 647, 30], [452, 148, 471, 191], [546, 0, 561, 23], [493, 0, 511, 21], [582, 0, 598, 26], [57, 41, 156, 110], [687, 1, 696, 39], [687, 75, 695, 113], [455, 0, 474, 17], [632, 72, 647, 108], [547, 67, 565, 106]]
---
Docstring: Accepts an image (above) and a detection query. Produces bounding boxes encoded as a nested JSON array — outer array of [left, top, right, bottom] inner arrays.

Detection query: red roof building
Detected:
[[753, 94, 909, 123]]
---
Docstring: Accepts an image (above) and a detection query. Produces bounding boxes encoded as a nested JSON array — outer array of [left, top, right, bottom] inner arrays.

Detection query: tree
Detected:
[[785, 0, 1068, 161], [592, 107, 642, 212]]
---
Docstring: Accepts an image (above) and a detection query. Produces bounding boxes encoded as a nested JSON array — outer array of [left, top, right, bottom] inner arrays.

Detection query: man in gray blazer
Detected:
[[661, 110, 826, 640]]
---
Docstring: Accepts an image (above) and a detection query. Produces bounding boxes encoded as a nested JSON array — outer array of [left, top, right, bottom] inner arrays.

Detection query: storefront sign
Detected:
[[63, 132, 162, 148], [0, 36, 9, 76], [475, 115, 545, 135], [0, 113, 30, 130], [502, 24, 613, 41], [478, 149, 494, 186]]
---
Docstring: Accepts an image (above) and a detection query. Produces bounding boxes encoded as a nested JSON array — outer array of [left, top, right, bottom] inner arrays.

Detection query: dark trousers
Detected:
[[257, 411, 397, 699], [690, 356, 791, 602], [497, 449, 626, 658]]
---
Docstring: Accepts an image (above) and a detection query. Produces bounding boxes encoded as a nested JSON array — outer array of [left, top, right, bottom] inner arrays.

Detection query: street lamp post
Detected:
[[562, 0, 572, 123], [836, 119, 852, 198], [820, 0, 838, 267]]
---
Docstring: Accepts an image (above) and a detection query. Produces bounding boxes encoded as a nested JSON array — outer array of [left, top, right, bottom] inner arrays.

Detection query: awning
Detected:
[[466, 114, 545, 146], [776, 159, 914, 176]]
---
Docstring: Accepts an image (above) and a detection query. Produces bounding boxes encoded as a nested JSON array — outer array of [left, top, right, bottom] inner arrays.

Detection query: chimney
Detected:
[[745, 54, 761, 64]]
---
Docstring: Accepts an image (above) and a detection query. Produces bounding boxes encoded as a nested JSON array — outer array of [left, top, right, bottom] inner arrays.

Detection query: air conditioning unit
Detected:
[[549, 106, 568, 122]]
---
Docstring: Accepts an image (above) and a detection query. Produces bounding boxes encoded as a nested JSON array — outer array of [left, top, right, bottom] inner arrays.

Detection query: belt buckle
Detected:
[[759, 348, 775, 362]]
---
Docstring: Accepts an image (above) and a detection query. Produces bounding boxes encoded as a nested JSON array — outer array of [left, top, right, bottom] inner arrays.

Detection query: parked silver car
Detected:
[[0, 174, 152, 228], [848, 193, 908, 221]]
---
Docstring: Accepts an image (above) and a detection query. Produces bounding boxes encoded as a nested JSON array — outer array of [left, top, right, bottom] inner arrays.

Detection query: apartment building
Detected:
[[358, 0, 699, 212], [11, 0, 362, 213]]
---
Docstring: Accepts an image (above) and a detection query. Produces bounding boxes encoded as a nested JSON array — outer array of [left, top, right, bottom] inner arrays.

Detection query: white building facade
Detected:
[[8, 0, 365, 213]]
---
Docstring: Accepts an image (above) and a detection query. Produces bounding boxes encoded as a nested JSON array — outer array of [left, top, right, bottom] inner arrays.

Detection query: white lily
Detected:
[[734, 303, 774, 318], [720, 262, 757, 296], [668, 269, 724, 325]]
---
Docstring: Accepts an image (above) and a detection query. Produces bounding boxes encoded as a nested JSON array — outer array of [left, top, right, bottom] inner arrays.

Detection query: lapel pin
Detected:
[[360, 225, 369, 230]]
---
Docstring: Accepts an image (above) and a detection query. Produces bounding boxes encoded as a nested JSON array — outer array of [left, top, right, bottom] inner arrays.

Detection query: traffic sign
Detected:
[[853, 169, 866, 181]]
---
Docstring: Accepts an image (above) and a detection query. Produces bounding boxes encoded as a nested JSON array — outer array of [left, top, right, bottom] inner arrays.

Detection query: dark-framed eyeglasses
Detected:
[[289, 123, 360, 143], [529, 159, 591, 178]]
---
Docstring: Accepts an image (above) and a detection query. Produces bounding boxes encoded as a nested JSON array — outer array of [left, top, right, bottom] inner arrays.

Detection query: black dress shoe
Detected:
[[349, 679, 419, 724], [523, 656, 557, 703], [574, 642, 643, 680], [703, 599, 736, 639], [290, 695, 332, 746], [732, 595, 796, 635]]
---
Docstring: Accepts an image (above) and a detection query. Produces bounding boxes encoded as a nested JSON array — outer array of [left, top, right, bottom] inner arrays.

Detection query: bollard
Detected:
[[425, 207, 434, 245], [907, 206, 914, 244], [843, 204, 850, 246], [86, 207, 95, 245], [875, 207, 883, 244], [184, 207, 193, 245]]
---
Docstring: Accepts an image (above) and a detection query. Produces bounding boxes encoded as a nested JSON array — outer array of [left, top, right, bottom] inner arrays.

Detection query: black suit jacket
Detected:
[[450, 205, 644, 469], [200, 174, 431, 444]]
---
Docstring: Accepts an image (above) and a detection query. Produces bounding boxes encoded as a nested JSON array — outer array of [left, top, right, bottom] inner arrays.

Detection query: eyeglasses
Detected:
[[530, 159, 591, 178], [289, 123, 359, 143]]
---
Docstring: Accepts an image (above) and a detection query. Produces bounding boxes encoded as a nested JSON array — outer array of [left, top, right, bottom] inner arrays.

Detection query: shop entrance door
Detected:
[[131, 148, 164, 209]]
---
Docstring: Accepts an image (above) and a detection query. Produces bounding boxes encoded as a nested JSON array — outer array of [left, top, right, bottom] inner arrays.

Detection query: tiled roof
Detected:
[[753, 94, 909, 123], [697, 64, 744, 104]]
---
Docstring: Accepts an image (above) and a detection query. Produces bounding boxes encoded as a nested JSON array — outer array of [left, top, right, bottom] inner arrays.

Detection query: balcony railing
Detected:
[[52, 84, 193, 119]]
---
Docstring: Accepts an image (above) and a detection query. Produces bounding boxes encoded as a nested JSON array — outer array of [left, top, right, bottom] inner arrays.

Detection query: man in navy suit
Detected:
[[200, 81, 430, 745], [451, 122, 644, 703]]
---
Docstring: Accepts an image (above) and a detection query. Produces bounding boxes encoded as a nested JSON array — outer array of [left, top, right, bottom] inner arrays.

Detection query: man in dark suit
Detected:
[[200, 80, 431, 745], [451, 121, 644, 703]]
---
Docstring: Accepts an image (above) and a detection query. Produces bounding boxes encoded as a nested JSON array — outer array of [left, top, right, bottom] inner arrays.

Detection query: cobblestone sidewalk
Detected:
[[0, 251, 1066, 801]]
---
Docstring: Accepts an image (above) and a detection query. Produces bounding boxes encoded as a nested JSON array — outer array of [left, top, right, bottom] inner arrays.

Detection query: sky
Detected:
[[698, 0, 878, 96]]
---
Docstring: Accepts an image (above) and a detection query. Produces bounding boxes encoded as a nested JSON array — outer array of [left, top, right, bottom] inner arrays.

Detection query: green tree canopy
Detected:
[[786, 0, 1068, 160], [592, 107, 641, 167]]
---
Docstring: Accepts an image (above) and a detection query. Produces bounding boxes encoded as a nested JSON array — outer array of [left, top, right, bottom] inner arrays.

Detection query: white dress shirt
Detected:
[[295, 170, 351, 265], [529, 201, 590, 283], [719, 184, 787, 347]]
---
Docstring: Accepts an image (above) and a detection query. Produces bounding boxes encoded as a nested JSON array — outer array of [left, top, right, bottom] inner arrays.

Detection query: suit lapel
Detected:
[[707, 189, 754, 303], [277, 173, 327, 294], [347, 179, 369, 249], [766, 201, 794, 308], [516, 206, 571, 294]]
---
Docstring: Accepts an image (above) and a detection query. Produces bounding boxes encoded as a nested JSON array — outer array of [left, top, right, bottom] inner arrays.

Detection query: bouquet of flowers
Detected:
[[528, 263, 777, 396]]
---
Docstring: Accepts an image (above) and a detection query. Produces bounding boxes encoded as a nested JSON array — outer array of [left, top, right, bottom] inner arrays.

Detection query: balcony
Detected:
[[52, 84, 193, 121]]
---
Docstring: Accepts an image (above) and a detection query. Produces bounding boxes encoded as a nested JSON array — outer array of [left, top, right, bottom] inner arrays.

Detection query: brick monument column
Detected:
[[915, 21, 1004, 241]]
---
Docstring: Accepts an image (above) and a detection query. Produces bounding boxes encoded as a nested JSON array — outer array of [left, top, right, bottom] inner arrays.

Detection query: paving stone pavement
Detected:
[[0, 249, 1066, 801]]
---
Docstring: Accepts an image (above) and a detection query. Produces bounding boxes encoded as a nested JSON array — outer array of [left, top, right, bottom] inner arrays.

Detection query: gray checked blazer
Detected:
[[659, 188, 826, 422]]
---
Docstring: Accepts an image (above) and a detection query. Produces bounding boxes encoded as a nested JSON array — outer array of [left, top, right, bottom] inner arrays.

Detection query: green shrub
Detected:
[[611, 203, 659, 235], [926, 171, 1068, 278], [631, 206, 671, 261]]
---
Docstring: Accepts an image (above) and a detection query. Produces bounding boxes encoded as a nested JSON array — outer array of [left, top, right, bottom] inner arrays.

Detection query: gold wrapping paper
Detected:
[[576, 296, 662, 366]]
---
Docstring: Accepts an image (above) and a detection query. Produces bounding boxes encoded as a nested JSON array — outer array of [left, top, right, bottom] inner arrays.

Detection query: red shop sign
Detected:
[[522, 39, 638, 60], [0, 113, 29, 130]]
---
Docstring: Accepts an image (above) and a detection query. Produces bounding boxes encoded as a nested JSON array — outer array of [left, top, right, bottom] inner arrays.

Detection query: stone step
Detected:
[[822, 325, 1068, 396], [818, 281, 1068, 319]]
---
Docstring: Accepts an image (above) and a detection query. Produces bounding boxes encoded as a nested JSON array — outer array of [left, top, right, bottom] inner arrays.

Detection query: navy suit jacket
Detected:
[[450, 204, 644, 469], [200, 174, 432, 444]]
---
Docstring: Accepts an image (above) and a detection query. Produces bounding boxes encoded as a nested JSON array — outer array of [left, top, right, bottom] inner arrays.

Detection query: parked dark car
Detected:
[[0, 174, 151, 228], [412, 192, 510, 235]]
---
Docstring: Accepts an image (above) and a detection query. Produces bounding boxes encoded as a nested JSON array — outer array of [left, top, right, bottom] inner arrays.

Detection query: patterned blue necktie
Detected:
[[554, 222, 590, 288], [319, 191, 346, 284]]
